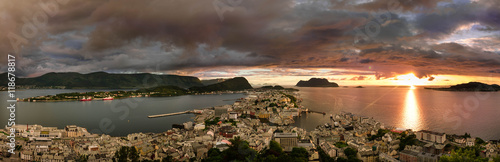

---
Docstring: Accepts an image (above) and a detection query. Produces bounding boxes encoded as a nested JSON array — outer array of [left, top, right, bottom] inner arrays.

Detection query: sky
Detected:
[[1, 0, 500, 86]]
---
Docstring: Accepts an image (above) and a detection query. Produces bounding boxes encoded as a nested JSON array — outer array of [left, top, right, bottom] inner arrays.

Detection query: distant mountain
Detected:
[[201, 78, 228, 86], [1, 72, 203, 89], [296, 78, 339, 87], [260, 85, 285, 89], [136, 85, 188, 97], [258, 85, 299, 91], [425, 82, 500, 91], [189, 77, 253, 92]]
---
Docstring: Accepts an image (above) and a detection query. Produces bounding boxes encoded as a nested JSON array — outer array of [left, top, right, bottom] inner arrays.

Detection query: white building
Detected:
[[466, 138, 475, 147], [229, 112, 238, 120], [415, 130, 446, 144]]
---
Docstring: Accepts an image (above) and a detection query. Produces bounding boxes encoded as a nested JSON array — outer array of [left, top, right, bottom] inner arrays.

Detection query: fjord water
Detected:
[[0, 89, 246, 136], [1, 87, 499, 140], [292, 87, 500, 140]]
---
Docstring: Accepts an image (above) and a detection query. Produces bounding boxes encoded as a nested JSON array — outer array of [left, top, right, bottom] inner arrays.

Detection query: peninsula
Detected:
[[425, 82, 500, 91], [20, 77, 253, 102]]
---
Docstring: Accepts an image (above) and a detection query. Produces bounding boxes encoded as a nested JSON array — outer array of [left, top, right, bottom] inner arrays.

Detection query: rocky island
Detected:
[[295, 78, 339, 87], [425, 82, 500, 91]]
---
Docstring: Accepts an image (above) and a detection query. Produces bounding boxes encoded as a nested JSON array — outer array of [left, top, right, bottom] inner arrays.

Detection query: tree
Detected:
[[439, 148, 487, 162], [114, 146, 139, 162], [204, 137, 257, 161], [317, 146, 335, 162], [162, 155, 174, 162], [128, 146, 139, 162], [290, 147, 309, 162], [203, 148, 222, 162], [476, 138, 485, 145], [269, 140, 283, 156], [76, 155, 88, 162], [343, 148, 361, 161], [399, 134, 417, 151]]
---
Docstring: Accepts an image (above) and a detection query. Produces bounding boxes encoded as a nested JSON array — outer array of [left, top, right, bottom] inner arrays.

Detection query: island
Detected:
[[20, 77, 253, 102], [295, 78, 339, 87], [355, 86, 364, 88], [425, 82, 500, 91]]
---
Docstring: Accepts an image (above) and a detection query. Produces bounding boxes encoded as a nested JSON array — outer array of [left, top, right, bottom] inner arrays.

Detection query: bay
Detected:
[[292, 86, 500, 140], [0, 89, 246, 136]]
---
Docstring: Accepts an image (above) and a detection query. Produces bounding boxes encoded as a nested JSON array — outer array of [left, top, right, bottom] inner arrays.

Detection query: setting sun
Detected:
[[395, 73, 426, 86]]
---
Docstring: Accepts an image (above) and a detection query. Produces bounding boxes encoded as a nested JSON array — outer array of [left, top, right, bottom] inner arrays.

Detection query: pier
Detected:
[[148, 111, 198, 118], [303, 109, 326, 115]]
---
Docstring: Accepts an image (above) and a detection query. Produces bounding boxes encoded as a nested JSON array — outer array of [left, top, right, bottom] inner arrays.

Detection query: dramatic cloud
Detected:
[[1, 0, 499, 82]]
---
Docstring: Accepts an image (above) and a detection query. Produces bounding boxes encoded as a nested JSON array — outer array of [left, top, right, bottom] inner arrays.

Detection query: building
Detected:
[[21, 151, 34, 161], [22, 128, 64, 140], [400, 150, 419, 162], [65, 125, 90, 137], [229, 112, 238, 120], [379, 153, 398, 162], [454, 138, 465, 144], [215, 105, 230, 117], [415, 130, 446, 144], [219, 126, 237, 138], [273, 133, 298, 152], [417, 152, 440, 162], [466, 138, 475, 147], [319, 142, 337, 158]]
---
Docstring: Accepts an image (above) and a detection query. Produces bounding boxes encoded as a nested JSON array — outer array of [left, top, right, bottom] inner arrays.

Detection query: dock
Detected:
[[148, 111, 197, 118], [303, 109, 326, 115]]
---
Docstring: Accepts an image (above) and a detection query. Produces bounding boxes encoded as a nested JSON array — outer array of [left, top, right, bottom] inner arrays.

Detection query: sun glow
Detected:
[[395, 73, 426, 86]]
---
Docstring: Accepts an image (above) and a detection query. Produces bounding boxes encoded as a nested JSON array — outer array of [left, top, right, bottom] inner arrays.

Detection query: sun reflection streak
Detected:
[[402, 88, 422, 130]]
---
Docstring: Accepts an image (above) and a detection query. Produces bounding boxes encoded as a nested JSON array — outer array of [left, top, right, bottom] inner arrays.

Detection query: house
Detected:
[[357, 146, 378, 162], [229, 112, 238, 120], [484, 143, 499, 158], [21, 151, 33, 161], [466, 138, 475, 147], [319, 142, 337, 158], [454, 138, 465, 144]]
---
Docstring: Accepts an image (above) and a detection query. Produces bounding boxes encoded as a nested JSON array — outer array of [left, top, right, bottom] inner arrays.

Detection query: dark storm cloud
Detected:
[[414, 1, 500, 39], [328, 0, 450, 12], [1, 0, 499, 79]]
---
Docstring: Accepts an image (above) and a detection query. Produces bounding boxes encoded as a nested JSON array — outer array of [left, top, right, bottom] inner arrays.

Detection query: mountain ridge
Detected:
[[0, 71, 203, 89]]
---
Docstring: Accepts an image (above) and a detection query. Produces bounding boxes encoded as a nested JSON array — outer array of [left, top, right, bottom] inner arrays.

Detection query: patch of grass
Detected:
[[335, 142, 348, 148]]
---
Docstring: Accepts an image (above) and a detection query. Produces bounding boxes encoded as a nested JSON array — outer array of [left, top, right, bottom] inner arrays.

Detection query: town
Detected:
[[1, 89, 499, 161]]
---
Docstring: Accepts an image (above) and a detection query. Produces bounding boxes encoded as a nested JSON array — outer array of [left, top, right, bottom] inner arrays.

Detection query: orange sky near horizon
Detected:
[[198, 71, 500, 87]]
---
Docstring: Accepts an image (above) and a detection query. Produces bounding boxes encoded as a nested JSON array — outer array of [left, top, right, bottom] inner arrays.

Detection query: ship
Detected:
[[80, 97, 92, 101], [102, 96, 114, 100]]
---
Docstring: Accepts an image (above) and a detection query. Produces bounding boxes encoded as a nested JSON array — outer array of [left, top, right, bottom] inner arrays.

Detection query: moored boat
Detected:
[[103, 96, 114, 100], [80, 97, 92, 101]]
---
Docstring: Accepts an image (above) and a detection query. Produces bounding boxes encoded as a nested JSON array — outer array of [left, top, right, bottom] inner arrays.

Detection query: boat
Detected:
[[103, 96, 114, 100], [80, 97, 92, 101]]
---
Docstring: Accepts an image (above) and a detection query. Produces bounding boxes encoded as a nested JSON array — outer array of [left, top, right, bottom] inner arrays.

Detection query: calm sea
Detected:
[[1, 87, 499, 140], [0, 89, 246, 136], [292, 87, 500, 140]]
